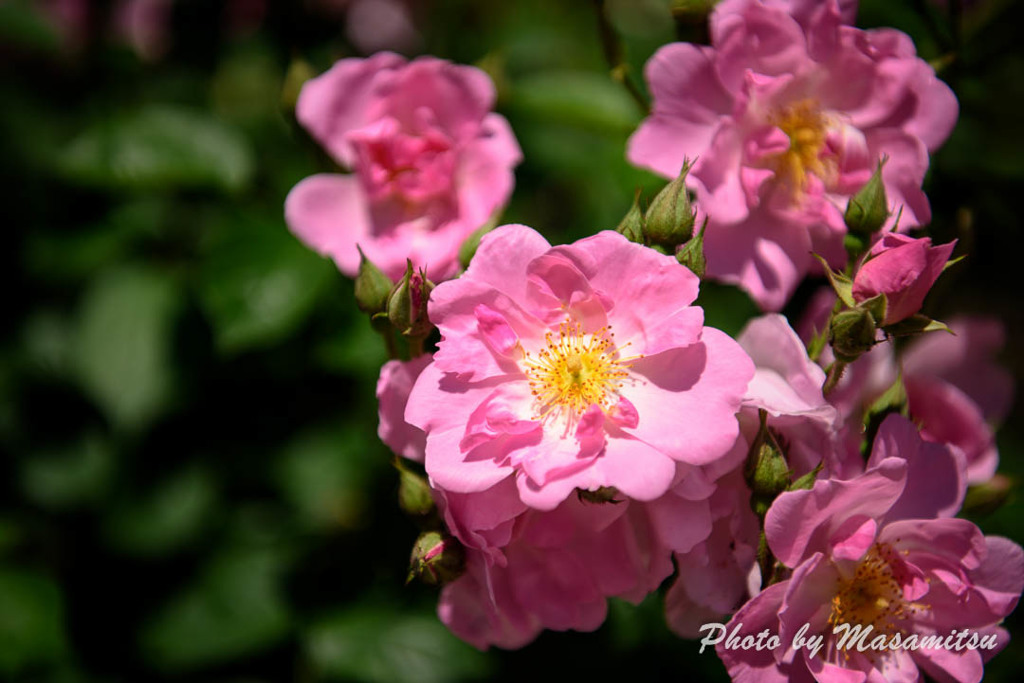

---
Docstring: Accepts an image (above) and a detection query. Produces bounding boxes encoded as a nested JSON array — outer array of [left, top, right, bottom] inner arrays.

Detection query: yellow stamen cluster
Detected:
[[523, 321, 635, 424], [828, 543, 925, 649], [769, 99, 833, 200]]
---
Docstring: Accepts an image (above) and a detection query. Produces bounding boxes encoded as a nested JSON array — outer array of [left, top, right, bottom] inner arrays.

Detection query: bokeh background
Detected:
[[2, 0, 1023, 680]]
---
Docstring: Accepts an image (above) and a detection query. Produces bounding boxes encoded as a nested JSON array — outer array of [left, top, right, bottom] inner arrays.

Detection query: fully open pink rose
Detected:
[[718, 416, 1021, 683], [405, 224, 754, 511], [852, 233, 956, 325], [628, 0, 958, 310], [285, 53, 521, 281]]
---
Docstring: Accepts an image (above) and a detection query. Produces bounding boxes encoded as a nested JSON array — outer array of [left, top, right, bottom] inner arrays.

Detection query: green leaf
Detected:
[[511, 71, 641, 134], [276, 424, 384, 531], [0, 568, 68, 677], [102, 467, 217, 556], [0, 1, 62, 54], [197, 212, 334, 354], [305, 605, 489, 683], [24, 199, 170, 284], [140, 548, 291, 672], [942, 255, 966, 273], [59, 105, 254, 193], [21, 432, 114, 510], [812, 254, 856, 308], [882, 314, 953, 338], [73, 266, 182, 431]]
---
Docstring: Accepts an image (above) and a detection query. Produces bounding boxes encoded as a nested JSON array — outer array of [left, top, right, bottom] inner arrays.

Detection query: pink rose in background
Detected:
[[376, 355, 431, 462], [718, 415, 1021, 683], [113, 0, 173, 62], [628, 0, 958, 310], [903, 316, 1014, 483], [852, 232, 956, 325], [285, 53, 522, 281], [405, 224, 754, 511], [34, 0, 90, 50]]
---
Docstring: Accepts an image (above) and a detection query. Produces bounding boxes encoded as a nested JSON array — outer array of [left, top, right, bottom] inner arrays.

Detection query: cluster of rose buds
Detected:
[[284, 0, 1022, 680]]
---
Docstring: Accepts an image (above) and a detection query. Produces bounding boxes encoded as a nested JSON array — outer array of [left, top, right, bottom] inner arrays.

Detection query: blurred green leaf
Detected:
[[511, 71, 642, 134], [24, 199, 169, 284], [0, 568, 67, 676], [140, 548, 291, 672], [314, 316, 389, 378], [21, 432, 114, 510], [276, 423, 383, 531], [198, 212, 334, 354], [0, 520, 23, 557], [73, 265, 181, 431], [210, 47, 283, 126], [305, 605, 489, 683], [58, 106, 254, 193], [103, 466, 217, 556], [0, 0, 62, 53], [22, 309, 74, 378]]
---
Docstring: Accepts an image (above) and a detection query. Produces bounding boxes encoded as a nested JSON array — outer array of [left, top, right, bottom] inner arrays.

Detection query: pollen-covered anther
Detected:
[[523, 321, 639, 423], [768, 99, 836, 200], [828, 543, 929, 651]]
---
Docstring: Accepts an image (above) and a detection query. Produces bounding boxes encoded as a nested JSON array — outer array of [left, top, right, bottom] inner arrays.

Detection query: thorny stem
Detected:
[[591, 0, 650, 115]]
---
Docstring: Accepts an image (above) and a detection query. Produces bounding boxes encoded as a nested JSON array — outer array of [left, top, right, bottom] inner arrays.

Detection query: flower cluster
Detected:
[[284, 0, 1021, 680]]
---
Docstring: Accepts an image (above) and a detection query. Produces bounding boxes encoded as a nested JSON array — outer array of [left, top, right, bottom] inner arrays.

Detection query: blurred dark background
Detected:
[[1, 0, 1023, 680]]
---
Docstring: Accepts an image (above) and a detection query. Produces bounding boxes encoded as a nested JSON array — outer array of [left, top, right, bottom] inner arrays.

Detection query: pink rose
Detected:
[[718, 416, 1020, 683], [665, 468, 761, 638], [627, 0, 958, 310], [405, 224, 754, 510], [437, 489, 678, 649], [903, 317, 1014, 483], [285, 53, 522, 281], [851, 233, 956, 325], [113, 0, 173, 61], [376, 355, 431, 462]]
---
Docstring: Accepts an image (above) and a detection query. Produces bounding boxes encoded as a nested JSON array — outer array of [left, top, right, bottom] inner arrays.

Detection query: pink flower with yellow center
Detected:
[[627, 0, 958, 311], [405, 224, 754, 510], [717, 415, 1021, 683]]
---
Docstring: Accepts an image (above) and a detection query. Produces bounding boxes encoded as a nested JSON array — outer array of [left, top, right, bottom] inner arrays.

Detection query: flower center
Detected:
[[523, 321, 634, 422], [828, 543, 915, 644], [769, 99, 831, 199]]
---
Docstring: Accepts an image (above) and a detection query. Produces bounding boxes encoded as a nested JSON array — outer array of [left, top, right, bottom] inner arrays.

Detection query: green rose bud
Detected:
[[387, 260, 435, 339], [354, 247, 393, 315], [407, 530, 466, 587], [616, 189, 645, 244], [644, 160, 696, 249], [829, 307, 877, 364], [844, 158, 889, 238]]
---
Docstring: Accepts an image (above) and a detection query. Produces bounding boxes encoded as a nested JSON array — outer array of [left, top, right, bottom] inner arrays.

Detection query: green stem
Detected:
[[591, 0, 650, 115], [823, 360, 847, 396]]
